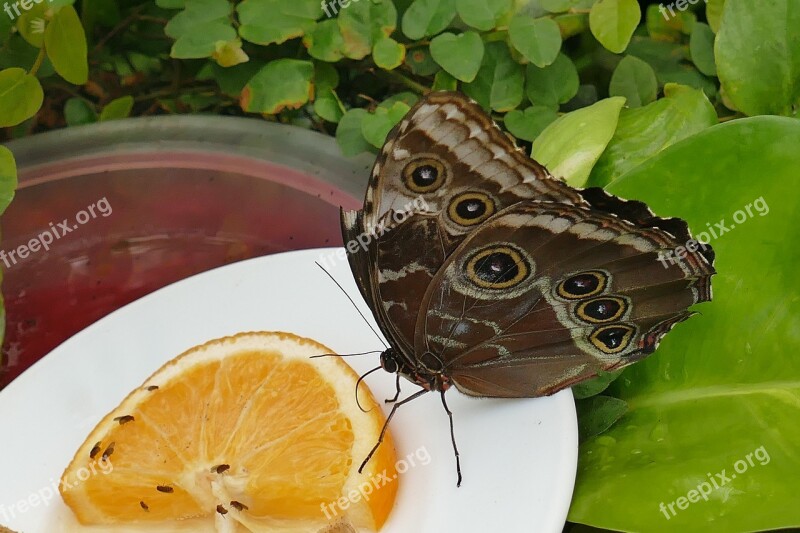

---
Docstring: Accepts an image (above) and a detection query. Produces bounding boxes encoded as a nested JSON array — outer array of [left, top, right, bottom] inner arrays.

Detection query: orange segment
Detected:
[[60, 332, 398, 531]]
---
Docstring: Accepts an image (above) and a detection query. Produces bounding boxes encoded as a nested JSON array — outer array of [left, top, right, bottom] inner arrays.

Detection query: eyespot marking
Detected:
[[465, 245, 530, 290], [589, 324, 635, 354], [575, 296, 628, 324], [403, 158, 445, 193], [557, 271, 607, 300], [447, 191, 495, 226]]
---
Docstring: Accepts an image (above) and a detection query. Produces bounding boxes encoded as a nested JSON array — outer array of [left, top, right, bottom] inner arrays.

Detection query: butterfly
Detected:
[[339, 91, 715, 485]]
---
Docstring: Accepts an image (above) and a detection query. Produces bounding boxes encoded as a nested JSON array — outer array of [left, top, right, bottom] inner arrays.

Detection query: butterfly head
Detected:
[[379, 348, 452, 392]]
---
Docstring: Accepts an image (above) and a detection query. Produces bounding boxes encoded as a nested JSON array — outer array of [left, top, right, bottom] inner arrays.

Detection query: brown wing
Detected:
[[412, 201, 714, 398]]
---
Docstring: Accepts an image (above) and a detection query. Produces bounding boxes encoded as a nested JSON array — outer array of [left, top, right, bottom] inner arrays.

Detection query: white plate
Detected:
[[0, 248, 578, 533]]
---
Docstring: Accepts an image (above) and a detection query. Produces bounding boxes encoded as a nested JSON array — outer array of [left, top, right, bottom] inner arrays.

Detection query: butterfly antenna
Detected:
[[440, 390, 462, 487], [359, 388, 428, 474], [310, 350, 383, 359], [315, 261, 388, 349], [355, 365, 383, 412]]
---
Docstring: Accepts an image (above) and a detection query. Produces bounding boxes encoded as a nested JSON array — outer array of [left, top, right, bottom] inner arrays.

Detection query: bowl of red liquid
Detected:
[[0, 116, 372, 388]]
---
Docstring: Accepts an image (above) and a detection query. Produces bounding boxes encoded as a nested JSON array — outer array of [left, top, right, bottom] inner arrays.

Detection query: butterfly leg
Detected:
[[440, 390, 462, 487], [385, 374, 402, 404], [359, 388, 428, 474]]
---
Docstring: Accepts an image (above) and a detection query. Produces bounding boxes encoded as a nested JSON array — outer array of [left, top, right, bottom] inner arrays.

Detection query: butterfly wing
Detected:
[[342, 92, 585, 350], [412, 200, 714, 398]]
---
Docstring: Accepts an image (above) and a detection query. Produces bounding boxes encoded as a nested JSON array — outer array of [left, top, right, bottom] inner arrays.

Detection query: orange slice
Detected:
[[60, 332, 398, 532]]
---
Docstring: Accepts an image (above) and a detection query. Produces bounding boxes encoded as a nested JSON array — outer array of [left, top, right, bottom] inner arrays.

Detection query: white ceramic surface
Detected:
[[0, 248, 578, 532]]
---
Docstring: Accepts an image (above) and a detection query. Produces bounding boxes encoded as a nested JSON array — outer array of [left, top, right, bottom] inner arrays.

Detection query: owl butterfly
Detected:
[[339, 91, 714, 485]]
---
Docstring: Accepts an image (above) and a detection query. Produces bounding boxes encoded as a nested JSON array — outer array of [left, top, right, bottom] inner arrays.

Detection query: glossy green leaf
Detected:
[[690, 22, 716, 76], [361, 101, 410, 148], [0, 68, 43, 127], [429, 31, 483, 82], [304, 19, 345, 62], [532, 97, 625, 186], [241, 59, 314, 114], [570, 116, 800, 533], [99, 95, 134, 121], [576, 396, 628, 442], [373, 37, 406, 70], [402, 0, 456, 40], [508, 15, 562, 68], [572, 370, 623, 400], [456, 0, 511, 31], [609, 55, 658, 108], [337, 0, 397, 60], [504, 105, 558, 142], [64, 97, 97, 126], [44, 5, 88, 84], [0, 145, 18, 216], [706, 0, 725, 33], [590, 84, 716, 187], [525, 52, 579, 108], [589, 0, 641, 54], [237, 0, 321, 46], [336, 108, 373, 156], [715, 0, 800, 116], [463, 41, 524, 112]]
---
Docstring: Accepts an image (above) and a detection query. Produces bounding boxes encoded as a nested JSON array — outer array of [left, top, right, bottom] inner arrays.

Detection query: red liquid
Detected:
[[0, 152, 361, 389]]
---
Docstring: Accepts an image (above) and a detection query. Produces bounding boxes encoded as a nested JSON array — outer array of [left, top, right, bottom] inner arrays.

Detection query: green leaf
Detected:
[[715, 0, 800, 116], [44, 5, 88, 84], [706, 0, 725, 33], [532, 97, 625, 186], [609, 55, 658, 108], [64, 97, 97, 126], [508, 15, 562, 68], [314, 88, 344, 123], [504, 105, 558, 142], [16, 3, 49, 48], [212, 39, 249, 67], [361, 101, 411, 148], [554, 12, 589, 39], [405, 46, 441, 76], [0, 68, 43, 127], [689, 22, 716, 76], [572, 370, 623, 400], [576, 396, 628, 442], [373, 37, 406, 70], [165, 0, 229, 36], [645, 3, 695, 42], [336, 108, 373, 156], [463, 41, 524, 112], [525, 52, 579, 108], [337, 0, 397, 60], [540, 0, 594, 12], [213, 60, 265, 96], [627, 36, 717, 96], [0, 145, 18, 216], [569, 116, 800, 533], [314, 61, 339, 92], [241, 59, 314, 114], [589, 0, 641, 54], [99, 95, 134, 121], [429, 31, 484, 82], [432, 70, 458, 91], [304, 19, 345, 62], [590, 84, 717, 186], [402, 0, 456, 40], [237, 0, 321, 46], [171, 21, 237, 59], [455, 0, 512, 31]]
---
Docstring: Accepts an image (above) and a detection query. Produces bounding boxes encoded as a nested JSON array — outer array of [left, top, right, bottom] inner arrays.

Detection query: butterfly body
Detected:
[[340, 91, 714, 483]]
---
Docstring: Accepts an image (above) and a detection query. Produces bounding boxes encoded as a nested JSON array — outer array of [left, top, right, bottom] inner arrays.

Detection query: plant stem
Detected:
[[377, 69, 429, 94], [29, 46, 46, 77]]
